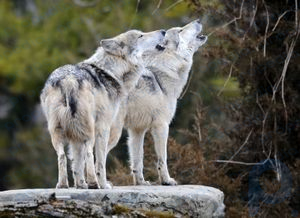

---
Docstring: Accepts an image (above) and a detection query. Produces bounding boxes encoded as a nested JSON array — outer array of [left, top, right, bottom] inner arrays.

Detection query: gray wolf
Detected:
[[40, 29, 166, 189], [108, 19, 208, 186]]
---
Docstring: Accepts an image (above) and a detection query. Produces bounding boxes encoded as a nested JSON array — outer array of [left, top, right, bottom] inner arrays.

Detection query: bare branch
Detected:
[[256, 92, 265, 115], [270, 3, 300, 135], [271, 26, 299, 131], [296, 0, 298, 29], [213, 147, 271, 166], [208, 0, 244, 37], [129, 0, 141, 28], [212, 158, 269, 166], [219, 129, 253, 170], [217, 64, 234, 96], [263, 0, 270, 57], [272, 10, 293, 32], [261, 111, 269, 153], [243, 0, 258, 40], [152, 0, 163, 15], [164, 0, 184, 13], [135, 0, 141, 13]]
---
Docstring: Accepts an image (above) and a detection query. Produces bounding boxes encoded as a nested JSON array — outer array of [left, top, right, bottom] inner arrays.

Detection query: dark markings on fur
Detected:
[[128, 46, 134, 55], [69, 91, 77, 117], [119, 41, 125, 48], [122, 71, 133, 83], [76, 64, 102, 89], [140, 75, 156, 92], [152, 71, 167, 95], [77, 63, 122, 98], [55, 124, 62, 130], [155, 44, 165, 51], [157, 159, 164, 168], [50, 79, 62, 87], [77, 78, 83, 90], [62, 92, 67, 106], [89, 63, 122, 97]]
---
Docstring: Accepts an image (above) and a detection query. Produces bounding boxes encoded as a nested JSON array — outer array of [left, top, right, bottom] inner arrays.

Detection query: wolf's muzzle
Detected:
[[197, 34, 207, 41], [155, 44, 165, 51]]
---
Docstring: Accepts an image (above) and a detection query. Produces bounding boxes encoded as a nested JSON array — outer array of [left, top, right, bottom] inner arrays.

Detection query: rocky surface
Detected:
[[0, 185, 225, 217]]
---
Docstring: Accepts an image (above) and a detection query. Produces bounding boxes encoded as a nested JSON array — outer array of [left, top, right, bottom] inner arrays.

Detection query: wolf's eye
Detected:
[[178, 29, 183, 33], [138, 35, 143, 38]]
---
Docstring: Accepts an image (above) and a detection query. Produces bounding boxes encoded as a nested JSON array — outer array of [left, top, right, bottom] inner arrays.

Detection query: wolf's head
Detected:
[[162, 19, 207, 54], [100, 29, 165, 64]]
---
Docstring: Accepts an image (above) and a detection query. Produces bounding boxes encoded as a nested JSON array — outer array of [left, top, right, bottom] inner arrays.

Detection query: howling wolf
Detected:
[[108, 20, 208, 186], [40, 29, 166, 189]]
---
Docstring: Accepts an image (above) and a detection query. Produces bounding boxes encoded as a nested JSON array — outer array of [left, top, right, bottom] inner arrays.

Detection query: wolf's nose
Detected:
[[161, 30, 166, 36], [198, 35, 207, 40], [197, 19, 201, 23]]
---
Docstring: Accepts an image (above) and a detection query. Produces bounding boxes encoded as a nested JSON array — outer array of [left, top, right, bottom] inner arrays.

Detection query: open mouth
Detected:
[[197, 34, 207, 41], [155, 44, 165, 51]]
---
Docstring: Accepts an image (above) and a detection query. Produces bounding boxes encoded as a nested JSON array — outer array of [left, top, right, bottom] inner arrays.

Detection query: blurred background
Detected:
[[0, 0, 299, 217]]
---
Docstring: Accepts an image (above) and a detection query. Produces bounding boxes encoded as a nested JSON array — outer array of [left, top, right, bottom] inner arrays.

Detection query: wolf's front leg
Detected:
[[151, 124, 177, 186], [107, 104, 126, 152], [95, 129, 112, 189], [128, 129, 151, 186], [107, 117, 124, 153]]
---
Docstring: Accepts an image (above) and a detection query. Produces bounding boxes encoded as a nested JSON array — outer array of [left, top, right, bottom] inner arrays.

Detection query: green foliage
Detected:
[[6, 126, 56, 189]]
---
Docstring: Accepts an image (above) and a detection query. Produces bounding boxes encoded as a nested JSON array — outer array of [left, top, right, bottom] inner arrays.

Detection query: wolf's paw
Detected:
[[76, 182, 88, 189], [100, 181, 113, 189], [162, 178, 177, 186], [88, 182, 100, 189], [137, 180, 151, 186], [56, 182, 69, 189]]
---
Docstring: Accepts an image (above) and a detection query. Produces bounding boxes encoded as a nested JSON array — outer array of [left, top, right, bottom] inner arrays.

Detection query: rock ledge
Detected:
[[0, 185, 225, 217]]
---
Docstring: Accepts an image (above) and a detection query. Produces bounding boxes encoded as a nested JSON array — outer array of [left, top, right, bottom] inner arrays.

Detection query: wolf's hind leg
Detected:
[[85, 138, 99, 189], [70, 143, 88, 189], [151, 124, 177, 186], [50, 131, 69, 189], [128, 129, 151, 186]]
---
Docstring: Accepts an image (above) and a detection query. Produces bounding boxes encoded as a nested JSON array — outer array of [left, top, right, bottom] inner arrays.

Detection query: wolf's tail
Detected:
[[61, 76, 78, 118], [60, 76, 92, 141], [42, 75, 93, 142]]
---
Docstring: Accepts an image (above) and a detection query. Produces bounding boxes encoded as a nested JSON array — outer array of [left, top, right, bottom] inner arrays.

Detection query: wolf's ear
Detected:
[[163, 38, 179, 50], [100, 39, 124, 56], [163, 30, 180, 49]]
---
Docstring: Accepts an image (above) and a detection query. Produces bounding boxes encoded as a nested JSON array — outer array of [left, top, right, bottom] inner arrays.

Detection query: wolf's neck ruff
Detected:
[[143, 52, 191, 99], [77, 63, 122, 98], [84, 47, 139, 82]]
